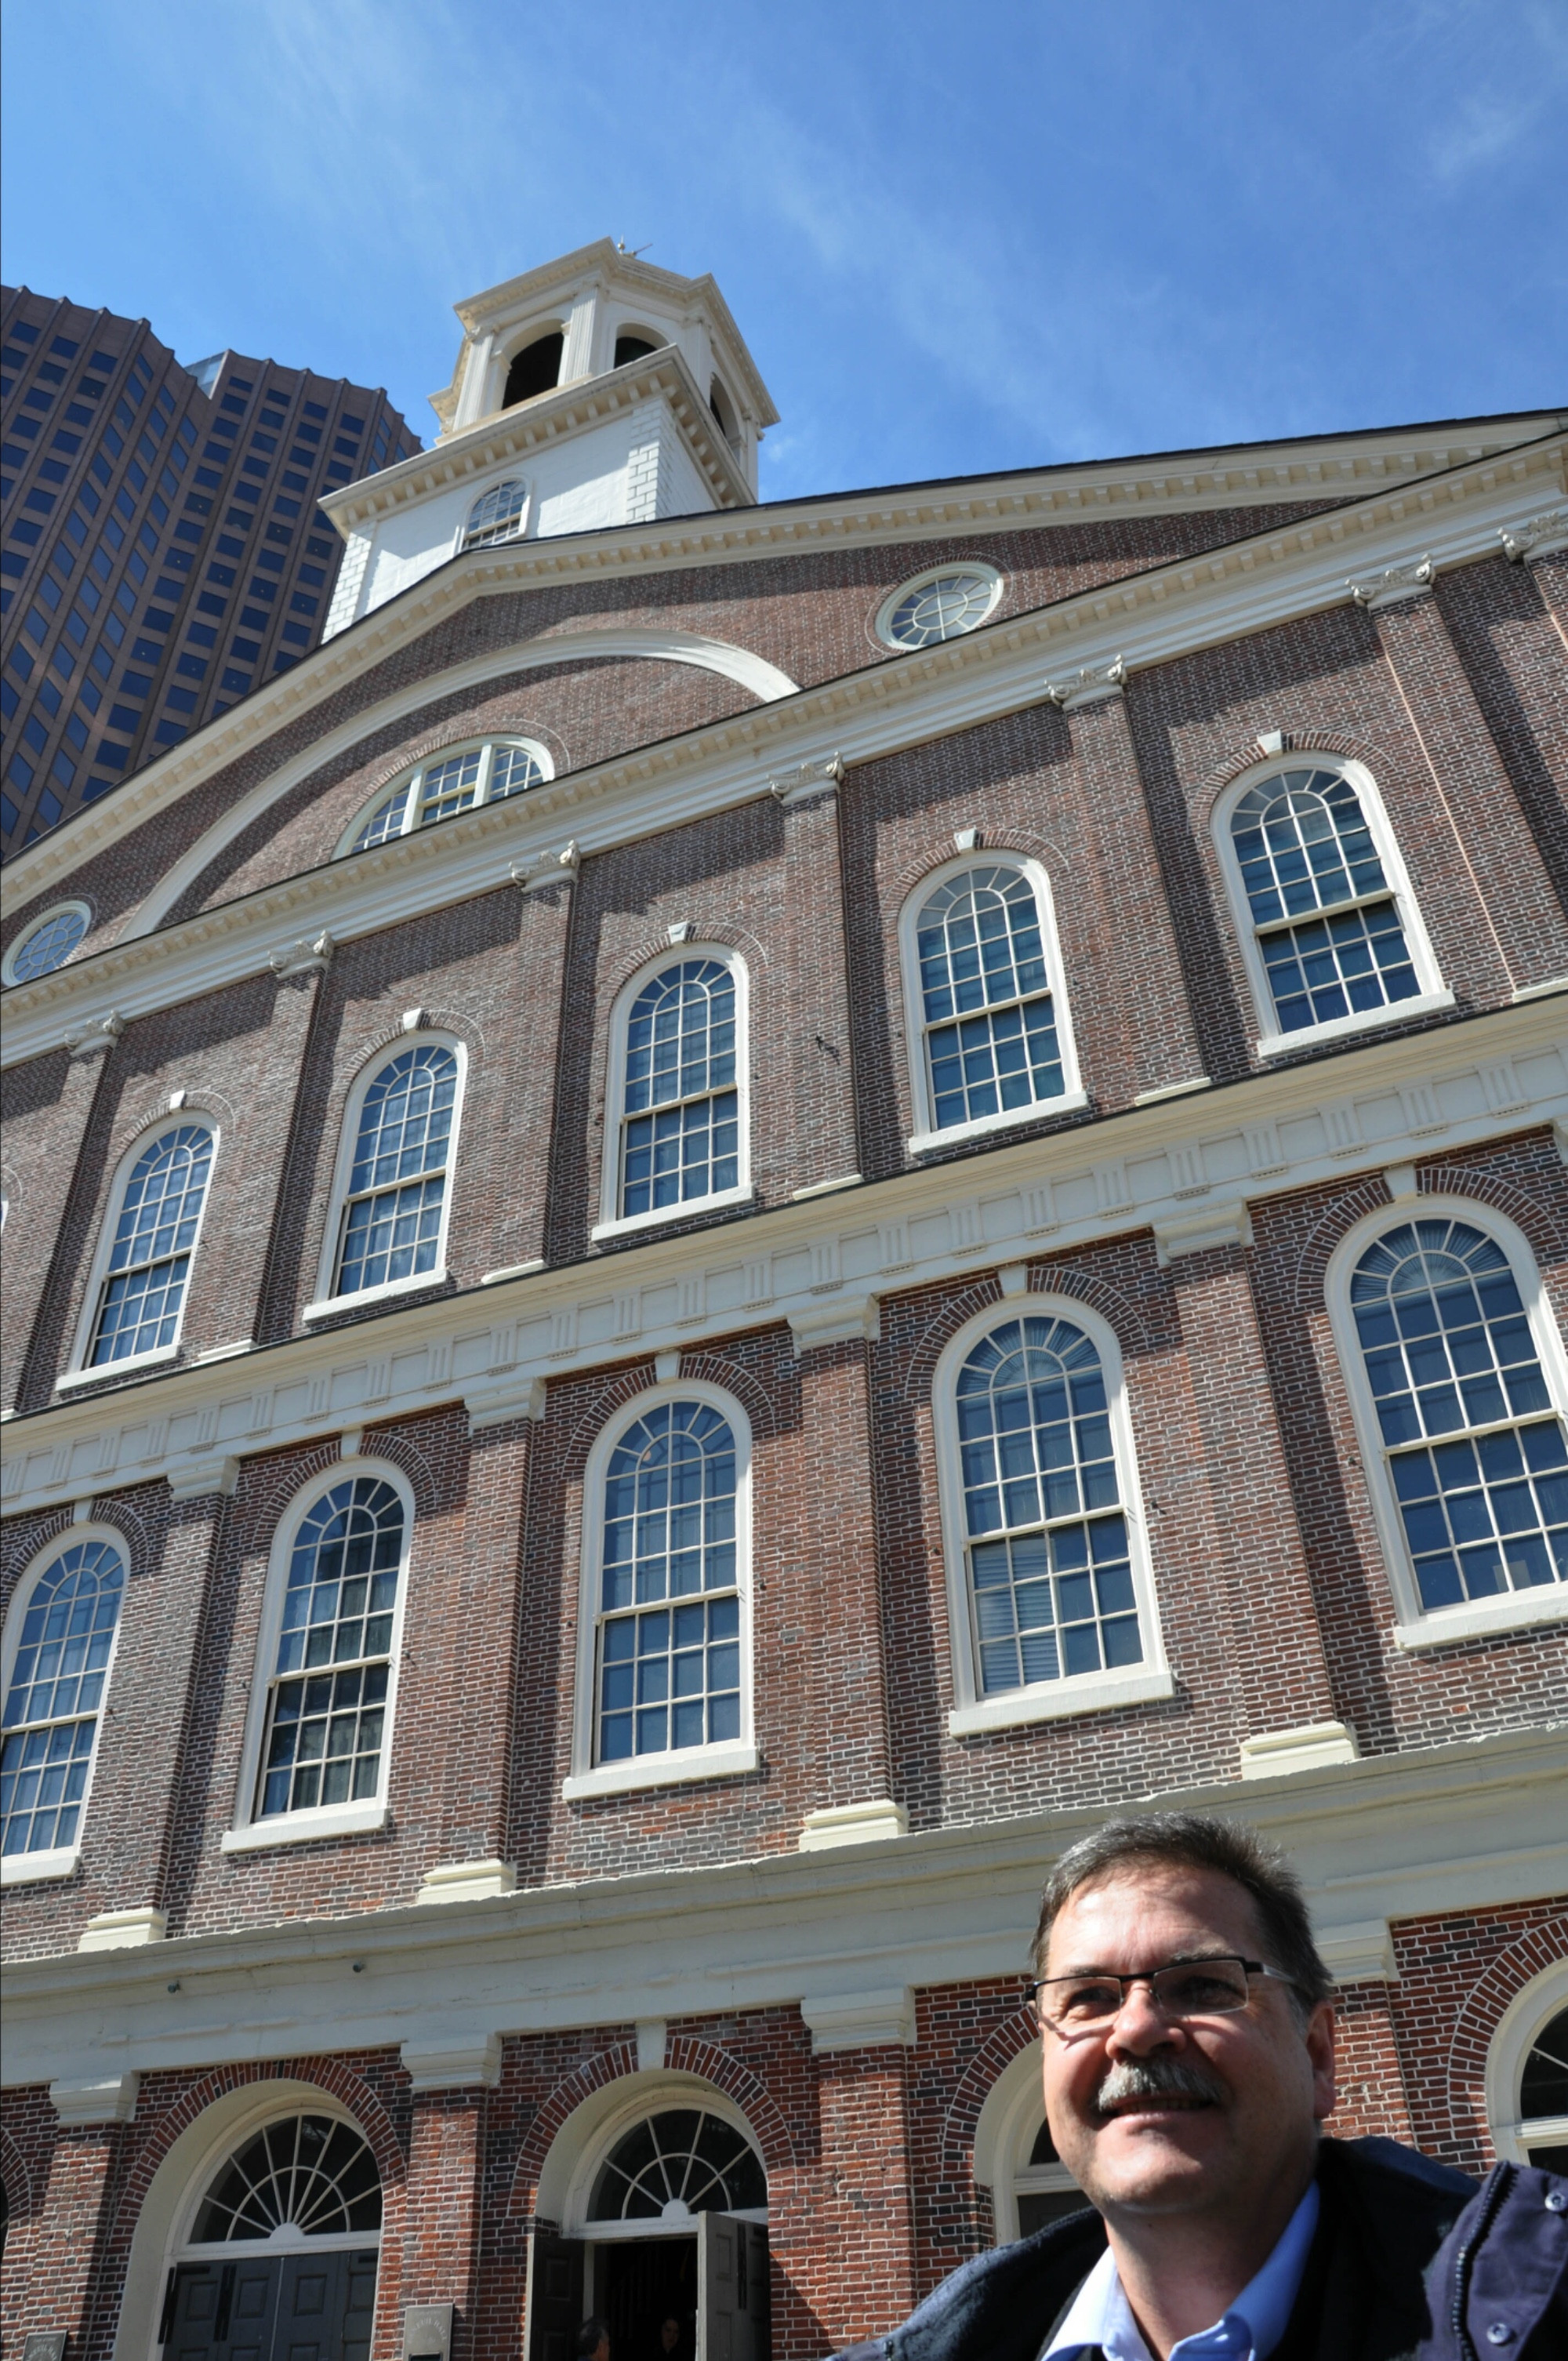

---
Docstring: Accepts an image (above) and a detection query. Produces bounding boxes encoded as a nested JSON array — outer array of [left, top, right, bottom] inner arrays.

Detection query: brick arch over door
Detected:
[[506, 2033, 798, 2228], [1436, 1908, 1568, 2170]]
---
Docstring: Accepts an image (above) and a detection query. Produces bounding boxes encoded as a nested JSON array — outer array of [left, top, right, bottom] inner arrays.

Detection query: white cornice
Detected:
[[3, 416, 1560, 919], [2, 434, 1563, 1057], [2, 1724, 1563, 2084], [3, 994, 1562, 1521]]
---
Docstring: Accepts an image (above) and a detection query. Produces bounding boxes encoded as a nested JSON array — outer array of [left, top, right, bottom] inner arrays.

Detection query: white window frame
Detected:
[[222, 1458, 413, 1852], [934, 1295, 1172, 1738], [971, 2040, 1085, 2246], [161, 2090, 384, 2287], [2, 899, 93, 988], [898, 855, 1087, 1158], [1211, 754, 1450, 1060], [563, 1379, 758, 1800], [334, 737, 555, 859], [304, 1033, 467, 1323], [0, 1520, 129, 1886], [1486, 1961, 1568, 2167], [561, 2079, 769, 2239], [874, 561, 1004, 652], [455, 475, 532, 554], [592, 946, 752, 1242], [57, 1117, 220, 1389], [1327, 1193, 1568, 1653]]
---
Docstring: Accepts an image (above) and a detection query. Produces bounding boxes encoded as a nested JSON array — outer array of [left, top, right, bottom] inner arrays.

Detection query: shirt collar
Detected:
[[1040, 2179, 1319, 2361]]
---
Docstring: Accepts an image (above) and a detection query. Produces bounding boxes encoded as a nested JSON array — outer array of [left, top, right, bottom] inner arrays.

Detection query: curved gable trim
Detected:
[[129, 627, 797, 941]]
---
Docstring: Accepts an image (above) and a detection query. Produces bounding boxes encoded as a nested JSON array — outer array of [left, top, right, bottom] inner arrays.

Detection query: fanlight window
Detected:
[[333, 1044, 457, 1299], [88, 1124, 214, 1364], [1, 1538, 125, 1857], [461, 478, 528, 550], [256, 1477, 404, 1818], [5, 903, 89, 986], [347, 737, 550, 853], [880, 568, 1000, 650], [1230, 765, 1420, 1033], [1519, 2006, 1568, 2171], [916, 866, 1065, 1131], [192, 2116, 382, 2242], [589, 2110, 765, 2221], [957, 1317, 1142, 1695], [1350, 1219, 1567, 1611], [619, 959, 739, 1219], [597, 1402, 740, 1763]]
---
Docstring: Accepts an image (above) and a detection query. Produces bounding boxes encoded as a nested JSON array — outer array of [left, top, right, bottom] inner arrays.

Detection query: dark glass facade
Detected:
[[1, 288, 419, 855]]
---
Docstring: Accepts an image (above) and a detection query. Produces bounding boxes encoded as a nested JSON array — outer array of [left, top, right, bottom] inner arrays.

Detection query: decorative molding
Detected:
[[1239, 1721, 1360, 1781], [996, 1264, 1029, 1298], [1154, 1203, 1252, 1265], [798, 1798, 909, 1852], [1499, 507, 1568, 562], [76, 1907, 167, 1952], [787, 1295, 880, 1353], [512, 841, 580, 893], [416, 1858, 517, 1905], [165, 1453, 240, 1501], [465, 1375, 547, 1433], [1134, 1076, 1211, 1107], [770, 753, 844, 808], [1044, 656, 1126, 709], [800, 1985, 916, 2051], [1316, 1917, 1398, 1984], [790, 1172, 863, 1202], [1348, 556, 1434, 609], [654, 1349, 681, 1382], [269, 930, 334, 978], [50, 2071, 140, 2124], [1382, 1164, 1420, 1202], [399, 2031, 503, 2090], [636, 2018, 667, 2072], [64, 1009, 124, 1058]]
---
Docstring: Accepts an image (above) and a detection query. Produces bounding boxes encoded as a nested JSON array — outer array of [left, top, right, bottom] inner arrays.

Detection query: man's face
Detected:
[[1040, 1862, 1336, 2225], [660, 2323, 680, 2352]]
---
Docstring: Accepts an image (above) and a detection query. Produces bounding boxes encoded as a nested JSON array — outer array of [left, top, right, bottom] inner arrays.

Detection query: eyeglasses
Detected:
[[1029, 1954, 1299, 2032]]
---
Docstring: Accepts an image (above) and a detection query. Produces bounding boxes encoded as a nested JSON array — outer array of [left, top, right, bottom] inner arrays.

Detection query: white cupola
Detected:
[[318, 241, 779, 637]]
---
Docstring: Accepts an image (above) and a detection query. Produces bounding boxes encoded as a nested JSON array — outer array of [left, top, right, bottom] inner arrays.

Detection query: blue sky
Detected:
[[3, 0, 1564, 503]]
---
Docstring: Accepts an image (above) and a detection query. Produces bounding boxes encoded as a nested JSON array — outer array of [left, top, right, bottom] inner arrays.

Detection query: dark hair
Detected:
[[575, 2322, 609, 2359], [1031, 1812, 1334, 2014]]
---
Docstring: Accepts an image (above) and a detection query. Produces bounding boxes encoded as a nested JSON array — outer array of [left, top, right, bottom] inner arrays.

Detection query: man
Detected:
[[576, 2320, 611, 2361], [833, 1813, 1565, 2361]]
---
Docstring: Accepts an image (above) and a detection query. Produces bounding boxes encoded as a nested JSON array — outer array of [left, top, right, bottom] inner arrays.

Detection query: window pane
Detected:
[[89, 1124, 214, 1363], [1258, 899, 1419, 1033], [1231, 768, 1388, 925], [350, 784, 408, 851], [597, 1404, 739, 1760], [1, 1539, 125, 1855], [885, 570, 997, 648], [11, 903, 88, 980], [336, 1045, 457, 1295], [259, 1478, 402, 1818], [621, 961, 739, 1215], [917, 868, 1062, 1128], [461, 478, 527, 548]]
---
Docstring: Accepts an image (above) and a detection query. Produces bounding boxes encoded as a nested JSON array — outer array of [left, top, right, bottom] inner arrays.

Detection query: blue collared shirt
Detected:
[[1040, 2180, 1319, 2361]]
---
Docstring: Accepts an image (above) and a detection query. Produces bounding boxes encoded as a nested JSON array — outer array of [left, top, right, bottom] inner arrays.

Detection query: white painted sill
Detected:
[[590, 1186, 753, 1244], [56, 1343, 180, 1392], [220, 1800, 388, 1852], [948, 1664, 1175, 1738], [303, 1267, 448, 1323], [562, 1742, 759, 1801], [2, 1844, 80, 1887], [908, 1091, 1089, 1160], [1392, 1586, 1568, 1653], [1255, 989, 1454, 1062]]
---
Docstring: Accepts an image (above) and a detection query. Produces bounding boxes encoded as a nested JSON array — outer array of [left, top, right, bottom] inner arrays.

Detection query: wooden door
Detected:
[[524, 2230, 586, 2361], [697, 2217, 768, 2361]]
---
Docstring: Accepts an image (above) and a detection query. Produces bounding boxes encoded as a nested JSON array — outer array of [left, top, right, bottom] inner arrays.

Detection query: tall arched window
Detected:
[[1340, 1211, 1568, 1639], [77, 1122, 215, 1370], [566, 1387, 755, 1799], [243, 1474, 408, 1831], [460, 478, 528, 550], [901, 861, 1080, 1152], [599, 953, 748, 1233], [1216, 759, 1445, 1050], [936, 1305, 1169, 1735], [317, 1041, 463, 1311], [1, 1534, 125, 1873]]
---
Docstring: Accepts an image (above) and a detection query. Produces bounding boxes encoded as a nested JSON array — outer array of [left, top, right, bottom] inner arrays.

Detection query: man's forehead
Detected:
[[1045, 1860, 1265, 1958]]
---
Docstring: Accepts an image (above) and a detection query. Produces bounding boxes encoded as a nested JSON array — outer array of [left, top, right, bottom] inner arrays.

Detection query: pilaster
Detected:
[[2, 1045, 114, 1413], [12, 2095, 132, 2352], [772, 759, 862, 1196], [484, 869, 575, 1277], [400, 2070, 490, 2360], [808, 2043, 918, 2344]]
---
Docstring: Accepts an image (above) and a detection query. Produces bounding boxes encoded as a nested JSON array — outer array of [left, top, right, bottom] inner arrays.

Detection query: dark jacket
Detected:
[[829, 2138, 1566, 2361]]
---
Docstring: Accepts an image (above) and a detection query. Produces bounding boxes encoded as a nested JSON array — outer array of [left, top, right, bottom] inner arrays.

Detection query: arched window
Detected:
[[1340, 1211, 1568, 1638], [1216, 759, 1446, 1050], [193, 2114, 382, 2239], [249, 1474, 408, 1825], [589, 2109, 766, 2222], [460, 478, 528, 550], [1518, 2006, 1568, 2170], [318, 1041, 462, 1309], [902, 860, 1080, 1151], [503, 331, 564, 408], [342, 736, 552, 854], [77, 1122, 215, 1370], [936, 1306, 1169, 1736], [567, 1387, 755, 1799], [598, 953, 748, 1233], [1, 1534, 125, 1873]]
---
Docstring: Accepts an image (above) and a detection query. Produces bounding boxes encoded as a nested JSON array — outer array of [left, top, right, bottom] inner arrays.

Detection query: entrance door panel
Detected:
[[159, 2248, 378, 2361], [525, 2231, 586, 2361], [698, 2217, 768, 2361]]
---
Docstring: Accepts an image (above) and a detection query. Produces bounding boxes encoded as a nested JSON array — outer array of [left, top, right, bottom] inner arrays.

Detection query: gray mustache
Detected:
[[1095, 2055, 1226, 2112]]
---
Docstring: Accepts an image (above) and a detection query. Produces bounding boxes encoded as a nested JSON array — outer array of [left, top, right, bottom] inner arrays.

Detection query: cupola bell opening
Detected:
[[503, 331, 564, 409], [614, 333, 661, 368]]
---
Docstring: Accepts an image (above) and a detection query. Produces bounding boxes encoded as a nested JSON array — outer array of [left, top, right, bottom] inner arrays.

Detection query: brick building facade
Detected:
[[2, 248, 1566, 2359]]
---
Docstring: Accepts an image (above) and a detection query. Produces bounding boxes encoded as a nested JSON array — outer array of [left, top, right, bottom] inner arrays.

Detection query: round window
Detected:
[[878, 566, 1002, 651], [588, 2109, 766, 2222], [4, 902, 90, 986]]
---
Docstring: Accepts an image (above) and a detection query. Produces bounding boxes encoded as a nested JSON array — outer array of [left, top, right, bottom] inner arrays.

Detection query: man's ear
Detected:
[[1305, 2000, 1338, 2124]]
